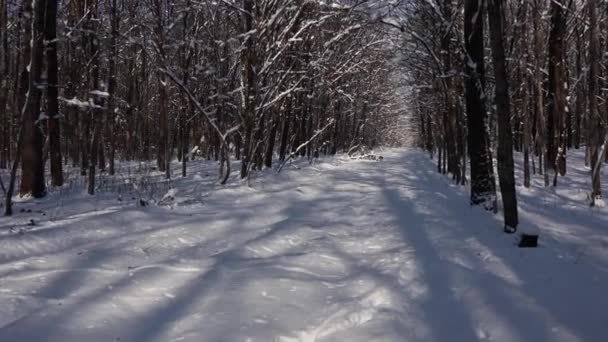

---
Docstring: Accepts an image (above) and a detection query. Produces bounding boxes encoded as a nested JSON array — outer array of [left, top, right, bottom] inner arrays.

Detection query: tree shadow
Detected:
[[380, 151, 605, 342], [1, 150, 606, 342]]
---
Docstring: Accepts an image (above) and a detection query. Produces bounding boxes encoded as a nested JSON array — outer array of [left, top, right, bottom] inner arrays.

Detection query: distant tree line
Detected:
[[0, 0, 402, 215]]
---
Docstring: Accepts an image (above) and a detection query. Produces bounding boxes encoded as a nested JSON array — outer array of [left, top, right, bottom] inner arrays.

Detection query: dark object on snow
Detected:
[[27, 219, 36, 226], [139, 199, 148, 207], [518, 233, 538, 247]]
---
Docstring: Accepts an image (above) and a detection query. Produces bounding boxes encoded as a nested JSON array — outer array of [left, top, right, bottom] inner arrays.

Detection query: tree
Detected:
[[488, 0, 518, 232], [487, 0, 518, 232], [239, 0, 256, 179], [45, 0, 63, 187], [588, 0, 605, 206], [0, 0, 9, 170], [20, 0, 46, 198], [546, 0, 567, 182], [106, 0, 119, 176], [87, 1, 103, 195], [464, 0, 496, 211]]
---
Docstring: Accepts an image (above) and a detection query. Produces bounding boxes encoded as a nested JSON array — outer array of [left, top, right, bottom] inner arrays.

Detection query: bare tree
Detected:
[[20, 0, 46, 198], [588, 0, 605, 206], [464, 0, 496, 211], [488, 0, 518, 232], [46, 0, 63, 187]]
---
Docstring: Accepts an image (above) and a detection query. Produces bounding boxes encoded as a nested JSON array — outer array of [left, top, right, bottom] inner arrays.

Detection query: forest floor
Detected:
[[0, 148, 607, 342]]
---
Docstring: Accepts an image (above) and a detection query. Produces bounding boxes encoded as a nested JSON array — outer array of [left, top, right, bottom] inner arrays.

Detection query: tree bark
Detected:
[[0, 0, 9, 169], [487, 0, 518, 232], [88, 6, 102, 195], [464, 0, 497, 211], [107, 0, 118, 175], [45, 0, 63, 187], [588, 0, 603, 205], [239, 0, 256, 179], [546, 0, 567, 177], [20, 0, 46, 198]]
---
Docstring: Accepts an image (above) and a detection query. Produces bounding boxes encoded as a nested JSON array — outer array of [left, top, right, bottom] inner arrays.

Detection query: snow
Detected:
[[59, 96, 103, 109], [89, 90, 110, 98], [36, 112, 49, 123], [1, 149, 607, 342]]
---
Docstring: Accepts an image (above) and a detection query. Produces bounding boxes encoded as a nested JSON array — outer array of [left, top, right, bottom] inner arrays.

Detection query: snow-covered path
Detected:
[[1, 149, 607, 342]]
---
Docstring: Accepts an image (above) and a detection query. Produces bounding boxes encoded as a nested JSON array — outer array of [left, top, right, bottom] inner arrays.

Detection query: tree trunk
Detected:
[[0, 0, 9, 170], [239, 0, 256, 179], [574, 26, 584, 150], [588, 0, 603, 205], [107, 0, 118, 175], [45, 0, 63, 187], [464, 0, 497, 211], [278, 101, 291, 162], [264, 112, 279, 168], [546, 0, 567, 177], [20, 0, 46, 198], [487, 0, 518, 232], [88, 7, 102, 195]]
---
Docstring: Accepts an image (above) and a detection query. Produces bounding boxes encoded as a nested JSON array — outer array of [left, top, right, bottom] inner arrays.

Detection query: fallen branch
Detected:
[[278, 119, 335, 173]]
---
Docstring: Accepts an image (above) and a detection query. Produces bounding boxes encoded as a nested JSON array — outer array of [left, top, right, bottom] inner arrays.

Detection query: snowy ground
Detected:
[[0, 149, 607, 342]]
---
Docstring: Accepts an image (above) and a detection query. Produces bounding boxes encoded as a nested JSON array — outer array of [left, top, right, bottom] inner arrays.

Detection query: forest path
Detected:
[[0, 149, 607, 342]]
